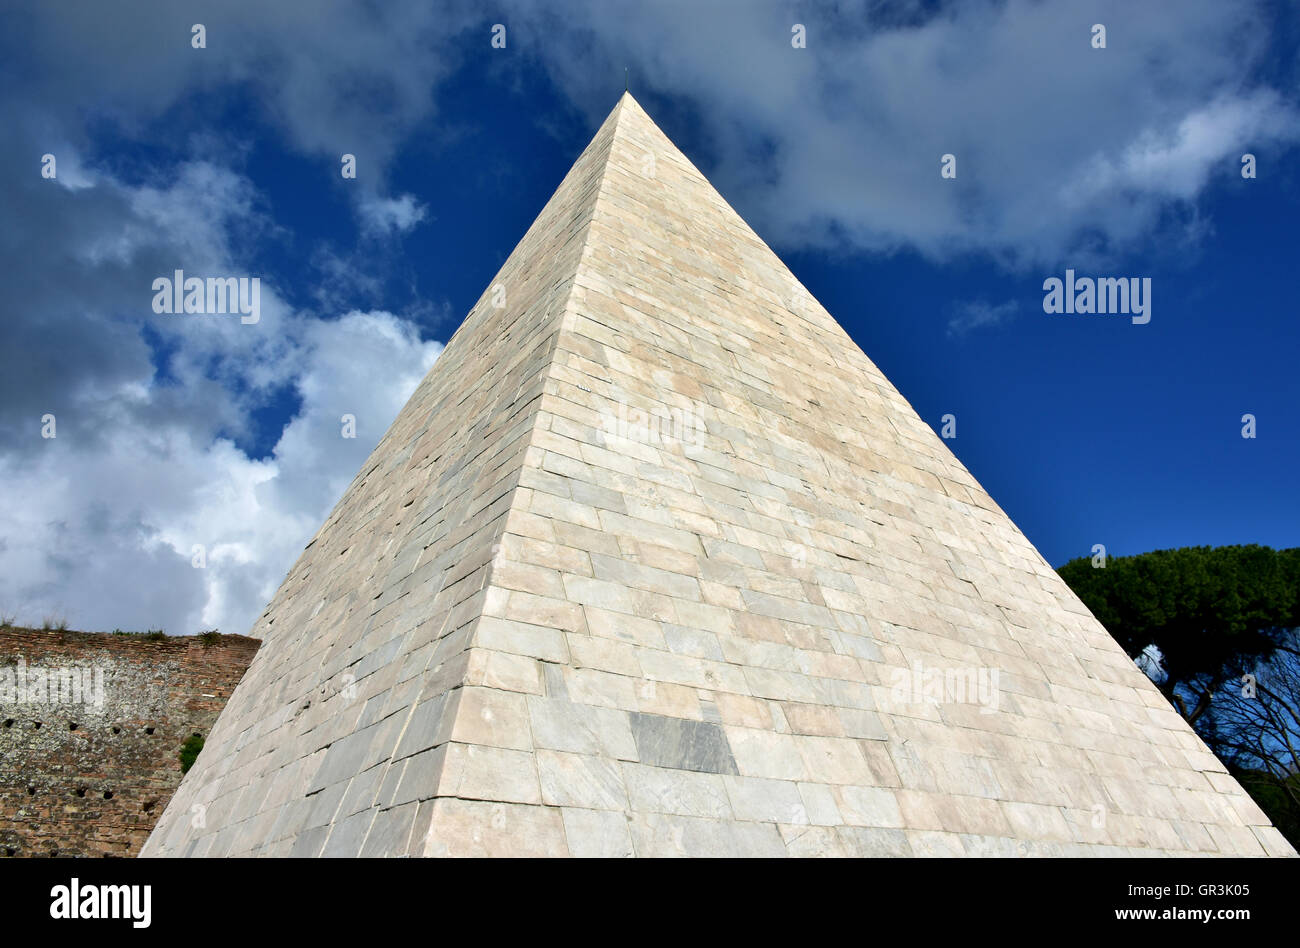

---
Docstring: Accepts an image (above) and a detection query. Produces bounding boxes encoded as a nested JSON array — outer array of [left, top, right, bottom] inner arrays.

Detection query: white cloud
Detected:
[[0, 134, 442, 636], [1060, 90, 1294, 207], [358, 193, 429, 236], [13, 0, 1298, 270], [0, 310, 441, 637], [512, 0, 1300, 268], [947, 299, 1019, 337]]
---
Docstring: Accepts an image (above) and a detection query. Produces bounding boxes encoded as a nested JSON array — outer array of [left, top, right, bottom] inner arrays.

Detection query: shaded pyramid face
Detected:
[[144, 94, 1291, 858]]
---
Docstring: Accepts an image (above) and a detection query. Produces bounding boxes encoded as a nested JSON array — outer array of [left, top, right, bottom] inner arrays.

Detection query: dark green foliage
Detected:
[[1058, 545, 1300, 721], [1059, 544, 1300, 849], [179, 734, 204, 774], [1234, 770, 1300, 845]]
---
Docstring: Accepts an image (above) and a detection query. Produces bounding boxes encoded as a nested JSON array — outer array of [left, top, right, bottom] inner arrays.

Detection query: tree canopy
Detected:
[[1058, 544, 1300, 721], [1059, 544, 1300, 848]]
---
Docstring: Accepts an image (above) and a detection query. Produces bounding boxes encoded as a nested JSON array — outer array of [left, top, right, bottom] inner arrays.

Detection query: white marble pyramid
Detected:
[[143, 94, 1292, 858]]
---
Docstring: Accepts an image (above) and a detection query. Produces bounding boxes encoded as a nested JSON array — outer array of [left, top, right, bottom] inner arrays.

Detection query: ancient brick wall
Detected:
[[0, 628, 258, 857]]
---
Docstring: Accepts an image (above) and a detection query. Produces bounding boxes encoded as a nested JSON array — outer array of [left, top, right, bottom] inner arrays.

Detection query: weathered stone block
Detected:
[[629, 712, 738, 775]]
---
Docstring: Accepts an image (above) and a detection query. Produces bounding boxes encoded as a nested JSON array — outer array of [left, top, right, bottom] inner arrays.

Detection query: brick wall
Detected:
[[0, 627, 258, 857]]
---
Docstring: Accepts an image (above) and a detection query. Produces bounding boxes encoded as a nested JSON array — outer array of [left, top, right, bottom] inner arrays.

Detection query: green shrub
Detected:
[[179, 734, 205, 774]]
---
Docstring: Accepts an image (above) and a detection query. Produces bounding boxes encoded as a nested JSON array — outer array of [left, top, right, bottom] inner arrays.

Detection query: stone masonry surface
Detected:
[[143, 94, 1294, 858], [0, 628, 259, 857]]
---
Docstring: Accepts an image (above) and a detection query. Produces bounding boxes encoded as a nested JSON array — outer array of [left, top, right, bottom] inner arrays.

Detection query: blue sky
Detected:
[[1, 0, 1297, 636]]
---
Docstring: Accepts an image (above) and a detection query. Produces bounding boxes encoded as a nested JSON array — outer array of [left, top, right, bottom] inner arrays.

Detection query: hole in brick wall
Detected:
[[145, 727, 155, 735], [75, 787, 86, 798], [48, 849, 57, 857], [4, 848, 14, 857], [69, 722, 78, 731], [3, 719, 12, 728], [26, 786, 34, 795], [32, 721, 41, 729], [111, 726, 121, 734], [102, 790, 113, 800], [142, 798, 158, 813]]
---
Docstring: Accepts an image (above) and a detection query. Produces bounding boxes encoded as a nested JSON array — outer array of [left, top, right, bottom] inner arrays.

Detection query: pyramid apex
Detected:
[[612, 89, 640, 116], [597, 90, 648, 145]]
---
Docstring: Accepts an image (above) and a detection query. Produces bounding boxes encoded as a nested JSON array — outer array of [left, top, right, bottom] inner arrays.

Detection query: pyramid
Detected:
[[143, 94, 1292, 858]]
